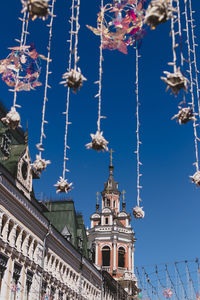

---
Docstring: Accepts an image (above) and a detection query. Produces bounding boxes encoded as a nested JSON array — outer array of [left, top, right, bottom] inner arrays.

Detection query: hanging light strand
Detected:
[[176, 0, 184, 66], [170, 0, 177, 73], [74, 0, 80, 72], [62, 0, 75, 179], [184, 0, 200, 173], [38, 0, 56, 155], [13, 12, 29, 109], [165, 264, 179, 300], [174, 262, 188, 299], [185, 261, 197, 297], [188, 0, 200, 120], [97, 0, 104, 133], [135, 48, 142, 208]]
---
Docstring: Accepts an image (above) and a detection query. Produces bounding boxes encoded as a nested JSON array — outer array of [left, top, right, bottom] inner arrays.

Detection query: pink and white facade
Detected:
[[87, 163, 138, 298]]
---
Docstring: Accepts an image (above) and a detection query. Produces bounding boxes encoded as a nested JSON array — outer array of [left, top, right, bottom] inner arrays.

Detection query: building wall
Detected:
[[0, 172, 102, 300], [0, 170, 131, 300]]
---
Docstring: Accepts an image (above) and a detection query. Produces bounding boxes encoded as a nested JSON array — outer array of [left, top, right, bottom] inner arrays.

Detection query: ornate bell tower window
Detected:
[[118, 247, 125, 268], [102, 246, 110, 266], [105, 217, 109, 225]]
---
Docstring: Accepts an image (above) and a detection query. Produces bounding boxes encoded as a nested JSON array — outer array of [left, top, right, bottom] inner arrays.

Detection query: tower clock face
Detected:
[[21, 161, 28, 180]]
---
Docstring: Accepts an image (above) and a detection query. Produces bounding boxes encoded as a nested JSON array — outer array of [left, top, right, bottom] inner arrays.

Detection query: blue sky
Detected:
[[0, 0, 200, 268]]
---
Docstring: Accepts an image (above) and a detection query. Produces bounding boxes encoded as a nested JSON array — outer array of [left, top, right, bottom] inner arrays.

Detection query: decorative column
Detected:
[[16, 229, 22, 252], [28, 238, 34, 260], [128, 244, 132, 271], [22, 234, 29, 256], [132, 248, 134, 274], [95, 243, 98, 266], [9, 223, 17, 247], [113, 242, 117, 271], [0, 210, 4, 233], [1, 217, 9, 242]]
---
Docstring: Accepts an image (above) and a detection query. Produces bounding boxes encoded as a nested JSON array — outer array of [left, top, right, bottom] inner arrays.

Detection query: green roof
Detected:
[[0, 106, 26, 177], [44, 200, 89, 258]]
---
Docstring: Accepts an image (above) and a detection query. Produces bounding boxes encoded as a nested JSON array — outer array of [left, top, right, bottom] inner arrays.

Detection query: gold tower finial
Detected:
[[110, 149, 114, 166], [122, 190, 126, 202], [96, 192, 99, 204]]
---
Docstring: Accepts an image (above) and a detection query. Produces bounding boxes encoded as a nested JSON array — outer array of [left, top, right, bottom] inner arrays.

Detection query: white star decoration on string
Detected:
[[60, 68, 86, 93], [86, 131, 109, 152], [1, 107, 21, 130], [54, 177, 73, 193], [144, 0, 175, 30], [21, 0, 50, 21], [171, 106, 196, 125], [133, 206, 145, 219], [161, 67, 189, 96], [32, 154, 51, 174], [190, 171, 200, 187]]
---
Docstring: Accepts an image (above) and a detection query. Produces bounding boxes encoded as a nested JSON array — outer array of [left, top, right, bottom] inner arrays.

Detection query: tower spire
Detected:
[[96, 191, 99, 211], [122, 189, 126, 211], [110, 148, 114, 166]]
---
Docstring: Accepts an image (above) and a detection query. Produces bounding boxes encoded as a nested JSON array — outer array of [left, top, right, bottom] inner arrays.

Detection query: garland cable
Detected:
[[135, 47, 143, 208], [188, 0, 200, 120], [185, 260, 196, 298], [62, 0, 75, 179], [37, 0, 56, 155], [96, 0, 104, 133], [174, 262, 188, 299], [165, 264, 179, 300], [184, 0, 200, 173], [176, 0, 184, 66], [13, 11, 29, 109], [74, 0, 80, 72], [170, 0, 177, 73], [143, 267, 160, 299]]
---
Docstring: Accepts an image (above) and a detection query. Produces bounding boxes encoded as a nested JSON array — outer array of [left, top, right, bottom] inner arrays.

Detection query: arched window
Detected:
[[106, 198, 110, 207], [118, 247, 125, 268], [102, 246, 110, 266]]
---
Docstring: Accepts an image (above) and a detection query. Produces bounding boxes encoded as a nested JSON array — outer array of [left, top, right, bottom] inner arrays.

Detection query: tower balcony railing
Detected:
[[118, 267, 127, 273], [102, 266, 110, 272]]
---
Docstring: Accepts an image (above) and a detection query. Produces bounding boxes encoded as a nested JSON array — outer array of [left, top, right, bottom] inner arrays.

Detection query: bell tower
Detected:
[[87, 152, 139, 298]]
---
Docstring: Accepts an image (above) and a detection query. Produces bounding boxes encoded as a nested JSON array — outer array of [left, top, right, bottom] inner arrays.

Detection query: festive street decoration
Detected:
[[56, 0, 84, 192], [34, 0, 56, 175], [161, 68, 188, 97], [31, 154, 51, 174], [86, 0, 109, 152], [133, 206, 145, 219], [0, 45, 42, 92], [1, 107, 21, 130], [144, 0, 175, 30], [190, 171, 200, 187], [163, 288, 173, 298], [136, 259, 200, 300], [21, 0, 50, 21], [86, 131, 109, 152], [171, 106, 196, 125], [54, 177, 73, 193], [60, 67, 86, 93], [87, 0, 146, 54]]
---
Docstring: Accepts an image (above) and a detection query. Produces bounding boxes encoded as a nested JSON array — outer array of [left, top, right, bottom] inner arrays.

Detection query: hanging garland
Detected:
[[55, 0, 85, 193], [133, 47, 144, 220], [0, 12, 28, 129], [144, 0, 175, 30], [86, 0, 109, 152], [32, 0, 56, 175], [21, 0, 50, 21], [87, 0, 146, 55]]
